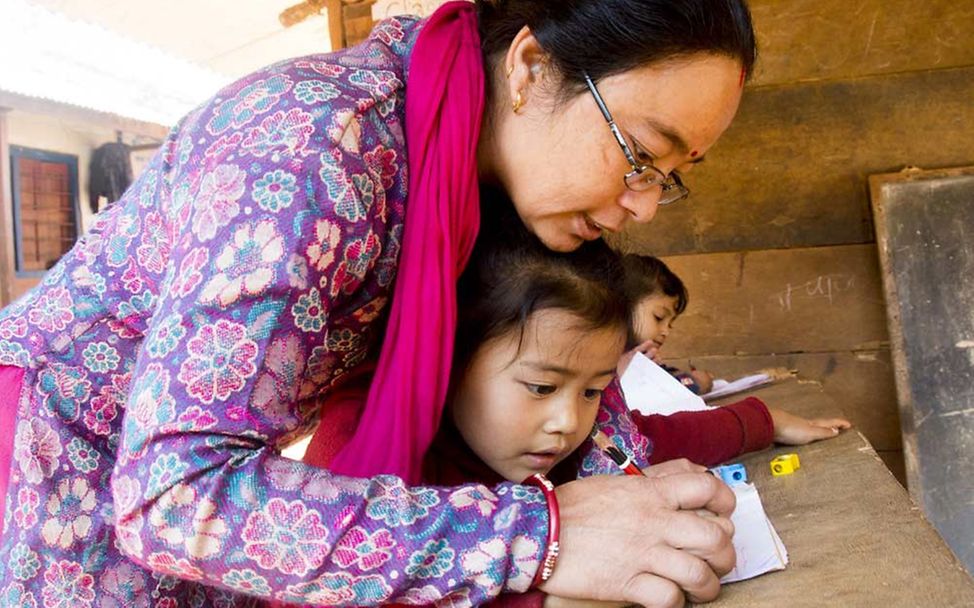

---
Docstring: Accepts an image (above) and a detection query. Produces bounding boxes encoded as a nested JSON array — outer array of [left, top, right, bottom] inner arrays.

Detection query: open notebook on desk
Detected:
[[620, 353, 789, 583]]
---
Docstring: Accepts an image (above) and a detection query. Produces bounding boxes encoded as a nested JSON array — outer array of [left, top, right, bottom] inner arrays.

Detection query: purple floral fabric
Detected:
[[0, 15, 651, 608]]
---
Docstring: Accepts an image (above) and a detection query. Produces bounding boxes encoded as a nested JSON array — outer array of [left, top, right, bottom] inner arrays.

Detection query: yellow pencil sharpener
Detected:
[[770, 453, 801, 476]]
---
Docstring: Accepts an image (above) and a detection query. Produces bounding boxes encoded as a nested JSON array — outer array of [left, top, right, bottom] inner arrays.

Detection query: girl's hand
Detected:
[[689, 368, 715, 394], [769, 407, 851, 445]]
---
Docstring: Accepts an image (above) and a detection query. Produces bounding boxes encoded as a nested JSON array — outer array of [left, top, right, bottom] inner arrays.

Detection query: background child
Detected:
[[620, 254, 715, 393], [617, 254, 852, 466]]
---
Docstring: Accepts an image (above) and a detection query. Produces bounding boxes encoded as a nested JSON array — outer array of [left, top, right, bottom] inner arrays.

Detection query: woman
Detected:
[[0, 1, 755, 606]]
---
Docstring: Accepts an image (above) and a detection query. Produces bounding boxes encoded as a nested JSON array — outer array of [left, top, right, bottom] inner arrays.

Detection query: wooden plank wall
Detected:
[[621, 0, 974, 485]]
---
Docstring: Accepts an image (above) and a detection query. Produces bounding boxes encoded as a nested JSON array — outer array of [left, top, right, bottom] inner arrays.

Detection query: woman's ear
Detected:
[[502, 26, 551, 112]]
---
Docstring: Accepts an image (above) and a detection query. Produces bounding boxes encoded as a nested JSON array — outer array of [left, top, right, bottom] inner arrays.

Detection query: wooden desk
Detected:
[[698, 380, 974, 607]]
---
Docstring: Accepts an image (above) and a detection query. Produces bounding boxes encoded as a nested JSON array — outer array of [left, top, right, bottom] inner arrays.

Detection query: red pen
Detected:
[[590, 428, 644, 477]]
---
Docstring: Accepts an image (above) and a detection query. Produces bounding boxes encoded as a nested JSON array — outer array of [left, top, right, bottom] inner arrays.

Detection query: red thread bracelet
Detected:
[[522, 473, 560, 587]]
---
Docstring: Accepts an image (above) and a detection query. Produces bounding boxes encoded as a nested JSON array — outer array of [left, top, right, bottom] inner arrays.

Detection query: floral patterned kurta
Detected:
[[0, 16, 650, 608]]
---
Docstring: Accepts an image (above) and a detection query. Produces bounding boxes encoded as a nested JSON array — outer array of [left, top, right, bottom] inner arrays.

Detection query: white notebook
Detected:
[[620, 353, 789, 583]]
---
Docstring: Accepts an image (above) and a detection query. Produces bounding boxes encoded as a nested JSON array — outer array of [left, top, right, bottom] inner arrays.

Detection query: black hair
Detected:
[[621, 254, 688, 315], [453, 186, 632, 377], [476, 0, 757, 99]]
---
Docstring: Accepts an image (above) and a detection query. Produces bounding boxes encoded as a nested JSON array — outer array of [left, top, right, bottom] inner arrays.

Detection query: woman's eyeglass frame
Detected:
[[583, 73, 690, 205]]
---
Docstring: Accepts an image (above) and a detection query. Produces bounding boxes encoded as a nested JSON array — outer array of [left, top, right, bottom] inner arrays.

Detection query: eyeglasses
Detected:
[[583, 73, 690, 205]]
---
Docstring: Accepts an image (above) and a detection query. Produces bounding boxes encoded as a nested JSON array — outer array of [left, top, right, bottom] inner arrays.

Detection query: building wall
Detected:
[[0, 97, 167, 306], [622, 0, 974, 484]]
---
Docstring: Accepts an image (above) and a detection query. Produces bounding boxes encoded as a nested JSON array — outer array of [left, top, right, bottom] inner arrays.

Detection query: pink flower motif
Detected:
[[177, 320, 258, 404], [15, 418, 62, 484], [307, 218, 343, 275], [294, 59, 347, 78], [204, 131, 243, 160], [120, 258, 144, 294], [332, 526, 394, 571], [42, 559, 95, 608], [98, 561, 149, 608], [145, 552, 204, 582], [112, 477, 145, 557], [251, 334, 305, 422], [160, 405, 219, 434], [200, 219, 284, 307], [14, 487, 39, 528], [28, 287, 74, 332], [241, 108, 315, 158], [363, 145, 398, 191], [191, 164, 247, 241], [0, 316, 28, 340], [448, 485, 499, 517], [136, 212, 171, 274], [242, 498, 330, 575], [84, 372, 129, 436], [372, 18, 404, 46], [171, 247, 209, 298]]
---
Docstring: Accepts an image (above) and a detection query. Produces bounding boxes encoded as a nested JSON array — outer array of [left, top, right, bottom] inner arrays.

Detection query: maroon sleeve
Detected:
[[632, 397, 775, 467], [483, 591, 547, 608]]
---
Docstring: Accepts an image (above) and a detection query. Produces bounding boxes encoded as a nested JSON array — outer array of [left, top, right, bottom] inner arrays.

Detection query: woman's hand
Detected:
[[769, 407, 851, 445], [543, 472, 736, 608]]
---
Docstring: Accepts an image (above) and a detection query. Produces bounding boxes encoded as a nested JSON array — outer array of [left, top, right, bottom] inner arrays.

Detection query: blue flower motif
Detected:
[[405, 539, 455, 579], [365, 476, 440, 527], [294, 80, 340, 104], [145, 453, 189, 498], [66, 438, 100, 473], [9, 543, 40, 581], [2, 582, 37, 608], [82, 342, 120, 373], [253, 169, 298, 212], [292, 288, 327, 333], [147, 314, 186, 359], [511, 485, 545, 504], [37, 366, 90, 424], [207, 74, 292, 135]]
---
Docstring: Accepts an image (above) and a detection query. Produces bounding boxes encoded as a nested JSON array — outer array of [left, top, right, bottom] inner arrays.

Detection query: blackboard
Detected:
[[870, 166, 974, 573]]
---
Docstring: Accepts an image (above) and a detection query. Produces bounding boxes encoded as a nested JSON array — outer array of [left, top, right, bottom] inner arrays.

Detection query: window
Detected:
[[10, 146, 80, 276]]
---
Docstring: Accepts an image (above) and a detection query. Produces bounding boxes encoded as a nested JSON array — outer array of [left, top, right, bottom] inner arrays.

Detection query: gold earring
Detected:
[[506, 64, 514, 78], [512, 90, 524, 113]]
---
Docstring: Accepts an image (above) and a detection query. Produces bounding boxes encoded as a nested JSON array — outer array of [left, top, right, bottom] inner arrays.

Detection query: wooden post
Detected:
[[0, 107, 12, 307]]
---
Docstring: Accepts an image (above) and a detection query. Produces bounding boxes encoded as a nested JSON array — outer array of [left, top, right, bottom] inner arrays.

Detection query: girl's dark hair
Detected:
[[476, 0, 757, 98], [454, 187, 631, 376], [621, 254, 688, 315]]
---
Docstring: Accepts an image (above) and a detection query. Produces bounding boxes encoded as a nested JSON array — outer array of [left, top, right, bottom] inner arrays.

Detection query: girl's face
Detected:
[[450, 309, 626, 482], [487, 44, 744, 252], [632, 293, 680, 353]]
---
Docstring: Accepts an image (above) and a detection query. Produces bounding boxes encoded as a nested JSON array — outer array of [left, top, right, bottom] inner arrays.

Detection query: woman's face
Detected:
[[491, 50, 744, 252]]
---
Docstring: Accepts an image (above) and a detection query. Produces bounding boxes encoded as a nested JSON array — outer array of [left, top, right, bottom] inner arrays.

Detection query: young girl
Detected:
[[618, 254, 852, 466]]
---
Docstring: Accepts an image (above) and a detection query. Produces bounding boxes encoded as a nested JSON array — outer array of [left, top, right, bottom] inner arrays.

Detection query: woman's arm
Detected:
[[110, 97, 552, 605]]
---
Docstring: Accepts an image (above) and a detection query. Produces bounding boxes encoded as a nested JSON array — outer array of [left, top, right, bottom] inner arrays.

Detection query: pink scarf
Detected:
[[320, 1, 483, 484]]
